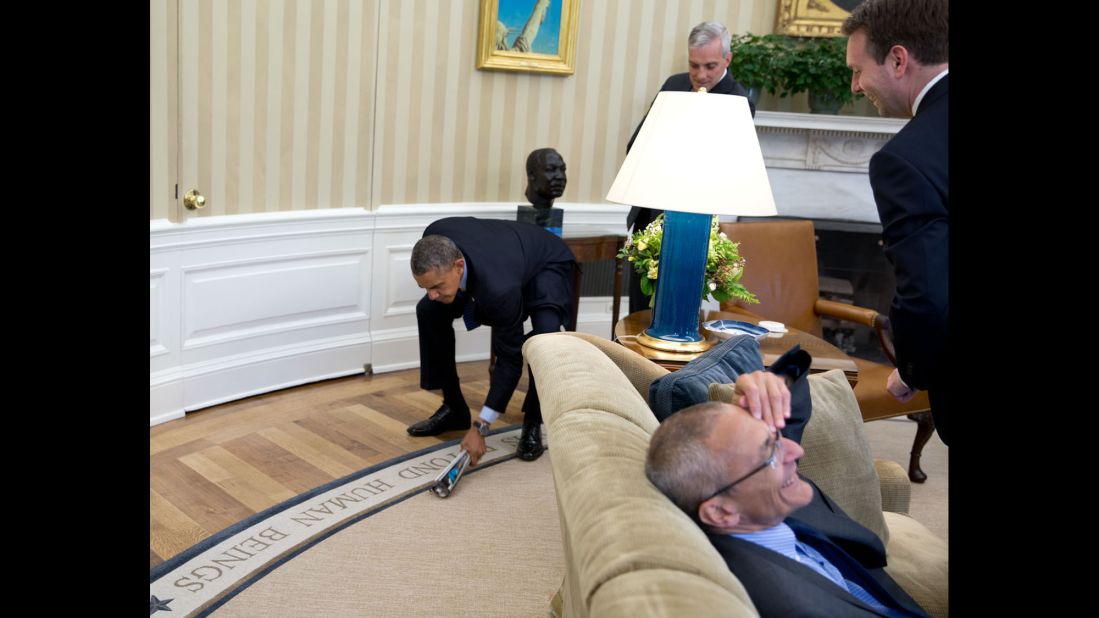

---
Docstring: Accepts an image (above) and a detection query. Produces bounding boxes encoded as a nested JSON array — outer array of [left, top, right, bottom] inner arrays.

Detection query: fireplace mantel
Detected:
[[752, 111, 908, 226]]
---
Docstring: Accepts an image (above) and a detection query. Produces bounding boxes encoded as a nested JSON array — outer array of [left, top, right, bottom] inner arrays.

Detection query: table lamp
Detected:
[[606, 90, 776, 352]]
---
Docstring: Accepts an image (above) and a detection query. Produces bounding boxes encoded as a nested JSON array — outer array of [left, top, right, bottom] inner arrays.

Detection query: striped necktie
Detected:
[[461, 293, 479, 331]]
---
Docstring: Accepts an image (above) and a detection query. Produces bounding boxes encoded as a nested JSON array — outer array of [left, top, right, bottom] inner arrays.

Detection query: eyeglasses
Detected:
[[700, 427, 783, 504]]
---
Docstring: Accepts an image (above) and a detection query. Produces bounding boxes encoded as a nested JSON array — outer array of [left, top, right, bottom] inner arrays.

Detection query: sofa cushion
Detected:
[[648, 335, 763, 422], [797, 369, 889, 544]]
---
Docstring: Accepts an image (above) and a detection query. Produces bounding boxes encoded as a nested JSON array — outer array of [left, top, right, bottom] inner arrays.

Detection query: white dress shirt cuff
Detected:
[[478, 406, 501, 424]]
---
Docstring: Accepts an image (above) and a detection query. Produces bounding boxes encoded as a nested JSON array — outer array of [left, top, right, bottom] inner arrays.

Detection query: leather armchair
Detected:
[[718, 219, 937, 482]]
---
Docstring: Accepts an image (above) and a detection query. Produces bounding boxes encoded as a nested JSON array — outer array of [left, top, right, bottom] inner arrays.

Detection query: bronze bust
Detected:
[[522, 148, 567, 229]]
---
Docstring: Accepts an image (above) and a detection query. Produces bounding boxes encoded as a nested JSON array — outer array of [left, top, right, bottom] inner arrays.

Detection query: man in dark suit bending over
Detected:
[[646, 398, 929, 617], [843, 0, 950, 443], [625, 20, 755, 313], [406, 217, 575, 464]]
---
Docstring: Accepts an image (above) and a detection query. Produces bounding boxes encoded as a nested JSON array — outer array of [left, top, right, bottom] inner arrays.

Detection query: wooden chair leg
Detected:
[[906, 411, 935, 483]]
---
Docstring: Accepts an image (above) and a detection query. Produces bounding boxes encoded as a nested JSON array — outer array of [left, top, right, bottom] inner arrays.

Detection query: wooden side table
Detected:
[[614, 309, 859, 387], [562, 233, 626, 337]]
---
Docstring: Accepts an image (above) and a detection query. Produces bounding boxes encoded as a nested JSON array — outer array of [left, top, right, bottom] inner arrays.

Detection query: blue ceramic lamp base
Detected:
[[638, 210, 714, 353]]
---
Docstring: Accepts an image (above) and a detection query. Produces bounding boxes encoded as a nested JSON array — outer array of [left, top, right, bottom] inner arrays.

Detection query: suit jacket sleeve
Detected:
[[869, 149, 948, 391], [766, 345, 812, 444]]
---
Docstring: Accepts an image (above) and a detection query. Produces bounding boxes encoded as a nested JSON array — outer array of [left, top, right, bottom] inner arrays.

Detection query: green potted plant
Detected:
[[778, 36, 861, 114], [730, 33, 861, 114], [728, 33, 788, 108]]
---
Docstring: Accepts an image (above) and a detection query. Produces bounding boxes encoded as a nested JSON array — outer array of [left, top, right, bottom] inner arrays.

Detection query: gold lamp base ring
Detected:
[[636, 330, 714, 353]]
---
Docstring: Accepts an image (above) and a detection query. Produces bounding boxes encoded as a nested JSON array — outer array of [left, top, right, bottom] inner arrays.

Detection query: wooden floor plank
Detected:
[[370, 381, 528, 428], [343, 404, 444, 452], [221, 433, 333, 495], [150, 458, 253, 538], [150, 488, 209, 565], [294, 413, 381, 463], [150, 375, 407, 456], [318, 406, 411, 462], [358, 387, 442, 428], [150, 437, 218, 466], [180, 446, 298, 512], [257, 425, 363, 478]]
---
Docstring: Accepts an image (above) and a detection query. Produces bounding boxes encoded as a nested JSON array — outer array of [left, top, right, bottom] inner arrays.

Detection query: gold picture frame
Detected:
[[775, 0, 862, 38], [476, 0, 580, 75]]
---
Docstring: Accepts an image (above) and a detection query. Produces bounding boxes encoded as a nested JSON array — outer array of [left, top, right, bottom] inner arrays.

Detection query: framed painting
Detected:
[[476, 0, 580, 75], [775, 0, 864, 38]]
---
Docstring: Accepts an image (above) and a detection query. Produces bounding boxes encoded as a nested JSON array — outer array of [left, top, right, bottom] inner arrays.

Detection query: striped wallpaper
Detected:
[[150, 0, 779, 222]]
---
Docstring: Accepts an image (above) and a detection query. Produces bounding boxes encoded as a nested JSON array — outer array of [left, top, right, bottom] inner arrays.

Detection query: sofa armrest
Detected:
[[560, 331, 669, 403], [874, 459, 911, 515]]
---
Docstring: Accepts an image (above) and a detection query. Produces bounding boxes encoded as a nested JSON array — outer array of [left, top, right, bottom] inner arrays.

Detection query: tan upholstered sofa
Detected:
[[523, 331, 948, 618]]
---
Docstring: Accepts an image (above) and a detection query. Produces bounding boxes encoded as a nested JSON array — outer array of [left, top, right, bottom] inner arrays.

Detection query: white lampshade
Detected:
[[606, 91, 777, 217]]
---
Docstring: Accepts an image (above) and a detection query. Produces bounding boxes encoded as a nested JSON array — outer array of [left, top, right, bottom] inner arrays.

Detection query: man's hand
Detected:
[[460, 427, 487, 465], [734, 371, 791, 430], [886, 368, 917, 402]]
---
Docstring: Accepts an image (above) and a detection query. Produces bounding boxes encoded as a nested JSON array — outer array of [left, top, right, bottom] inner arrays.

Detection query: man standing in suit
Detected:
[[843, 0, 950, 444], [646, 400, 929, 617], [406, 217, 575, 464], [624, 21, 755, 313]]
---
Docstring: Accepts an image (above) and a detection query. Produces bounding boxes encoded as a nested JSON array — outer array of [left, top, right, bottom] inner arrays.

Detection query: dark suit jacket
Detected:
[[425, 217, 575, 329], [626, 70, 755, 231], [707, 481, 928, 617], [869, 75, 949, 440]]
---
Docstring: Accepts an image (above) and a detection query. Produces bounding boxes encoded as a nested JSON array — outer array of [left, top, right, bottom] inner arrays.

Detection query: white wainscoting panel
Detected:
[[182, 250, 370, 349], [150, 220, 185, 424], [150, 210, 376, 424], [150, 268, 171, 358]]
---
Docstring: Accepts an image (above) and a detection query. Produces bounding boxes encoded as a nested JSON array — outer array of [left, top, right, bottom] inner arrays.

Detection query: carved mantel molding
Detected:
[[752, 111, 909, 225]]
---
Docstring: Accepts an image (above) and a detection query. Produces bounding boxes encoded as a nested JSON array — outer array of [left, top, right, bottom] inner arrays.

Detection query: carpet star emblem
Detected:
[[150, 595, 174, 613]]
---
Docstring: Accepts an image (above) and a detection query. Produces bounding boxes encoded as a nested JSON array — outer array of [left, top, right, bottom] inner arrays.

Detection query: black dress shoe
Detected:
[[407, 404, 471, 436], [516, 421, 545, 461]]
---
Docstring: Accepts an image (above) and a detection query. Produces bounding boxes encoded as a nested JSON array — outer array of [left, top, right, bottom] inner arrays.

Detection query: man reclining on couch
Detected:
[[646, 394, 929, 617]]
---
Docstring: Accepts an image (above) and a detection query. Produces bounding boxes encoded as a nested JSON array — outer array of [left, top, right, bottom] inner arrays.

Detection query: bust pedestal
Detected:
[[517, 205, 563, 237]]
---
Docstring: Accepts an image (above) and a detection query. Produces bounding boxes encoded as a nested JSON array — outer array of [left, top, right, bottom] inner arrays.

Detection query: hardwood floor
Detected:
[[149, 360, 530, 568]]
